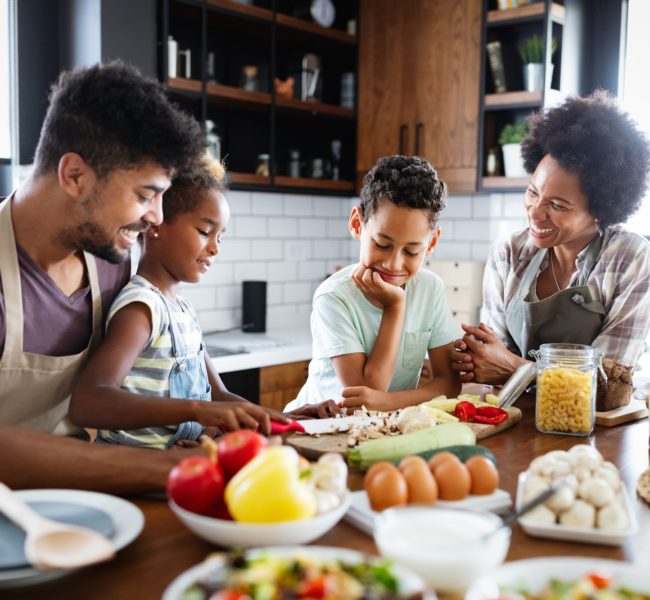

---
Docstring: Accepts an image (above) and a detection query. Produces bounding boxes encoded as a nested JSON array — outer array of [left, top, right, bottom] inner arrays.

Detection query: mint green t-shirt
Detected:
[[285, 263, 459, 410]]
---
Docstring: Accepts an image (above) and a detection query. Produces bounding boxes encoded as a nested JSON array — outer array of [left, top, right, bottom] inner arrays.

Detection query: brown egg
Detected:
[[434, 460, 471, 501], [428, 451, 462, 476], [364, 462, 395, 494], [365, 464, 408, 511], [465, 456, 499, 495], [399, 455, 428, 471], [400, 461, 438, 505]]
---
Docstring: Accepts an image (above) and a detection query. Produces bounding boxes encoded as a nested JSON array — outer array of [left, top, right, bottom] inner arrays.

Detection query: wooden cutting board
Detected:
[[596, 398, 648, 427], [286, 406, 522, 461]]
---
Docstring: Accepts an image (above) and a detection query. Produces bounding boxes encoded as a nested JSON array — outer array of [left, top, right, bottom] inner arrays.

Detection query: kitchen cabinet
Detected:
[[259, 360, 309, 412], [356, 0, 482, 193], [159, 0, 359, 195]]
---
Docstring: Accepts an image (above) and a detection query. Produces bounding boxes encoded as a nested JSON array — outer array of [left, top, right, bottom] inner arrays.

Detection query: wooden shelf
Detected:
[[168, 78, 202, 94], [275, 96, 355, 119], [274, 176, 355, 192], [275, 13, 357, 44], [484, 89, 543, 107], [482, 176, 529, 189], [206, 0, 273, 22], [230, 172, 271, 186], [206, 83, 272, 109], [487, 2, 565, 25]]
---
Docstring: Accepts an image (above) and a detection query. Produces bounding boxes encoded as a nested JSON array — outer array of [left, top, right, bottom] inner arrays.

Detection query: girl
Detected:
[[70, 155, 284, 448]]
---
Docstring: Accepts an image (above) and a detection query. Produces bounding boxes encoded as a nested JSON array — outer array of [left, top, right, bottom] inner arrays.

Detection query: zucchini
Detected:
[[416, 444, 497, 465], [347, 423, 476, 470]]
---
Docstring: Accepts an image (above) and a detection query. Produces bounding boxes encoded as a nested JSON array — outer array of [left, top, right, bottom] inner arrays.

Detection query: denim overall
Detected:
[[152, 287, 212, 447]]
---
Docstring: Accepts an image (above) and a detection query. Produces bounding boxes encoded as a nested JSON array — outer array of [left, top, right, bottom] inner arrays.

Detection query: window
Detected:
[[622, 0, 650, 236], [0, 0, 11, 159]]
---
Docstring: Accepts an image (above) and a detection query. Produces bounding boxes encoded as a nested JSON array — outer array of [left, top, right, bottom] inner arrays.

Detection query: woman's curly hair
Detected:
[[163, 153, 227, 223], [521, 90, 650, 227], [359, 155, 447, 227]]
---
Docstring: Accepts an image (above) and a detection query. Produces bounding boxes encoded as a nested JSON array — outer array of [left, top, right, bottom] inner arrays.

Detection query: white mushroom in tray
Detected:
[[579, 477, 615, 508], [597, 502, 629, 531], [559, 499, 596, 528]]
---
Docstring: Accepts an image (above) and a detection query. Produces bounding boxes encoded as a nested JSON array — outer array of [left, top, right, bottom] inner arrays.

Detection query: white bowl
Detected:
[[466, 557, 650, 600], [169, 491, 351, 548], [374, 506, 511, 593]]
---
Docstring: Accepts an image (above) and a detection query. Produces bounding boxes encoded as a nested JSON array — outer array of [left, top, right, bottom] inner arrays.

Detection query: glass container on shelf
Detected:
[[256, 154, 270, 177], [288, 150, 301, 178], [205, 120, 221, 160]]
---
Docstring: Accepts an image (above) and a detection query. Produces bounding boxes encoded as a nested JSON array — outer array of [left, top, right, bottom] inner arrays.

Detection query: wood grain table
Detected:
[[4, 396, 649, 600]]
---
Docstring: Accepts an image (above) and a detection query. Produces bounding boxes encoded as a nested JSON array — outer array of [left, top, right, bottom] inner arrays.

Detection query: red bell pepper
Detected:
[[472, 405, 508, 425], [454, 401, 477, 422], [588, 572, 612, 589]]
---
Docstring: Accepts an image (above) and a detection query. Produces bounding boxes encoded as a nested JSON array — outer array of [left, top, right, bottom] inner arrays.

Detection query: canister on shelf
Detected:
[[256, 153, 270, 177], [533, 343, 603, 437]]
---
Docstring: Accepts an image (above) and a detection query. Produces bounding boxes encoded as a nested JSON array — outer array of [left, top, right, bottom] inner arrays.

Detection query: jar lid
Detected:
[[498, 362, 536, 409]]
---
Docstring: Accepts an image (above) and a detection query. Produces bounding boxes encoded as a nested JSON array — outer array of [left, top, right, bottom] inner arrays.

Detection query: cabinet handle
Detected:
[[399, 124, 408, 155], [414, 122, 424, 156]]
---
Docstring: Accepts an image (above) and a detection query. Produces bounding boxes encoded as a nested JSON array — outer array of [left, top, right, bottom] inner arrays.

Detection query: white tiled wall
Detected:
[[184, 190, 527, 332]]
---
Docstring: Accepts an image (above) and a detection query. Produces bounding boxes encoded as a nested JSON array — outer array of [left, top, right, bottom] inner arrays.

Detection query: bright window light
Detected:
[[0, 0, 10, 159], [622, 0, 650, 236]]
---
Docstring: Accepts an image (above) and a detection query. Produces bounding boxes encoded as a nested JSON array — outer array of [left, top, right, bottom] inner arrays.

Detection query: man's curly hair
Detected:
[[521, 90, 650, 228], [34, 60, 205, 178], [359, 155, 447, 227], [163, 153, 227, 223]]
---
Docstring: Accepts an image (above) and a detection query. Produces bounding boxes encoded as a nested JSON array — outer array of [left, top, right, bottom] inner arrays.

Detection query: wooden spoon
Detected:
[[0, 482, 115, 570]]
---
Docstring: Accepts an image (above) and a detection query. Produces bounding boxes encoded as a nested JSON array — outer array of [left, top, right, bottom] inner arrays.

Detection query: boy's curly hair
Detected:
[[163, 153, 227, 223], [359, 155, 447, 227], [521, 90, 650, 228], [34, 60, 205, 178]]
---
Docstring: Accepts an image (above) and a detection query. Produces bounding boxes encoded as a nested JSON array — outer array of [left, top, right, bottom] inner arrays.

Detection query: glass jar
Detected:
[[533, 343, 600, 436], [255, 153, 270, 177]]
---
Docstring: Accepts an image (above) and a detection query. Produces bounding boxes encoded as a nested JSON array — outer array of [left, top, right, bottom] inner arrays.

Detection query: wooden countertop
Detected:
[[4, 396, 649, 599]]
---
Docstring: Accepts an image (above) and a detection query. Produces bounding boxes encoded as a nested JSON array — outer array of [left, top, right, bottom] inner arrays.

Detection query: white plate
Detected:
[[516, 473, 637, 546], [344, 489, 512, 535], [466, 556, 650, 599], [0, 489, 144, 589], [162, 545, 437, 600]]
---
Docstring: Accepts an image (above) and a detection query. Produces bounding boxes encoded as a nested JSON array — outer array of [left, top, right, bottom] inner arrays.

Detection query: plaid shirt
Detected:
[[480, 225, 650, 368]]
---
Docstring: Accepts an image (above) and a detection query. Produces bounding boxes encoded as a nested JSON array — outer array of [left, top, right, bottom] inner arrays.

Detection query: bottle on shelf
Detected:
[[240, 65, 259, 92], [167, 36, 178, 79], [330, 140, 342, 180], [256, 154, 270, 177], [205, 120, 221, 160], [288, 149, 301, 178]]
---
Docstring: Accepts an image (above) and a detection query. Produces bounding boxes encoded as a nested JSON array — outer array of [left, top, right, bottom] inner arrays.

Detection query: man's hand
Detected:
[[197, 401, 272, 435], [352, 265, 405, 309], [286, 400, 342, 419], [340, 386, 393, 411]]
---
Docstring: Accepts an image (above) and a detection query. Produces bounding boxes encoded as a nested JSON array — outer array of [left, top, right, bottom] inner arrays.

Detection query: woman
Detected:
[[452, 91, 650, 385]]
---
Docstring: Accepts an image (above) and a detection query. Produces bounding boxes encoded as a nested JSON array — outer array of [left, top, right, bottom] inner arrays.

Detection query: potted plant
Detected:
[[518, 35, 557, 92], [498, 121, 528, 178]]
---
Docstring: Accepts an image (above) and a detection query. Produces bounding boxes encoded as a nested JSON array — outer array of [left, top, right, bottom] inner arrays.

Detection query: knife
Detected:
[[298, 416, 386, 435]]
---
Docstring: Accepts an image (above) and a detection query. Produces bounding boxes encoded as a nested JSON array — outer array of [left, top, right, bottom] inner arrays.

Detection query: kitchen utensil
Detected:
[[481, 482, 564, 542], [0, 482, 115, 570], [270, 419, 305, 434], [298, 415, 387, 435], [497, 361, 536, 409]]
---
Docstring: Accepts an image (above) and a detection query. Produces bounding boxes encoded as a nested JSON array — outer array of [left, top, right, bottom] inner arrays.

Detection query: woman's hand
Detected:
[[352, 265, 405, 309], [286, 400, 342, 419], [340, 386, 393, 411], [451, 323, 525, 385], [196, 401, 272, 435]]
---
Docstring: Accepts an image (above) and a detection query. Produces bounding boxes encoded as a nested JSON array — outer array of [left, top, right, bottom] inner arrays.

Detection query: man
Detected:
[[0, 61, 249, 493]]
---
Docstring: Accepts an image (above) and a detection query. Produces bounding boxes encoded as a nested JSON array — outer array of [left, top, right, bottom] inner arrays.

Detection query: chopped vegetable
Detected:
[[454, 401, 477, 422]]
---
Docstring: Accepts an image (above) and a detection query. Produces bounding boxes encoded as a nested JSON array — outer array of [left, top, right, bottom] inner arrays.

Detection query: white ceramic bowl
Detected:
[[466, 557, 650, 600], [169, 491, 351, 548], [374, 506, 511, 593]]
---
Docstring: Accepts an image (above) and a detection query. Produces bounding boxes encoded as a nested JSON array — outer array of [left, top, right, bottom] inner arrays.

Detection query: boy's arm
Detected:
[[341, 342, 461, 411], [69, 304, 272, 433]]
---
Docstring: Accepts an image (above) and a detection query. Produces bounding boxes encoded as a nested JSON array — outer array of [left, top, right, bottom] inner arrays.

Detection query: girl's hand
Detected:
[[197, 401, 272, 435], [352, 265, 405, 309], [454, 323, 524, 385], [286, 400, 342, 419], [340, 386, 393, 411]]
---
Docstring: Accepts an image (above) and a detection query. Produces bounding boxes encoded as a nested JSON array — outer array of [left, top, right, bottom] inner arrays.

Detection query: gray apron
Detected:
[[505, 235, 606, 358]]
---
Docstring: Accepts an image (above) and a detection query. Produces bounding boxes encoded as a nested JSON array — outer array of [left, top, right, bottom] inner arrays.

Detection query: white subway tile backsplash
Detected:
[[298, 260, 327, 281], [471, 242, 493, 261], [215, 284, 241, 309], [443, 195, 472, 218], [178, 285, 217, 311], [227, 190, 251, 215], [251, 192, 284, 215], [283, 282, 314, 304], [313, 197, 338, 216], [234, 261, 268, 281], [312, 239, 342, 259], [200, 261, 235, 286], [267, 304, 311, 329], [473, 194, 503, 219], [431, 241, 473, 260], [438, 219, 456, 241], [452, 220, 494, 242], [327, 218, 349, 238], [268, 217, 298, 238], [284, 240, 312, 261], [299, 218, 328, 238], [267, 283, 284, 305], [283, 194, 313, 216], [267, 261, 298, 282], [251, 239, 284, 260], [199, 309, 238, 333], [218, 239, 251, 262], [234, 216, 268, 238], [503, 193, 524, 218]]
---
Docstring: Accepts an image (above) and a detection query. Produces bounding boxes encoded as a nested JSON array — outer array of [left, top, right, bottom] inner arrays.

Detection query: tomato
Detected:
[[588, 572, 612, 589], [217, 430, 268, 478], [209, 591, 250, 600], [297, 576, 327, 598], [166, 456, 225, 515], [207, 500, 234, 521]]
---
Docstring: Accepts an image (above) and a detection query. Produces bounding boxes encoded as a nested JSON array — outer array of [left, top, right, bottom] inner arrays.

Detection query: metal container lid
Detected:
[[498, 362, 537, 409]]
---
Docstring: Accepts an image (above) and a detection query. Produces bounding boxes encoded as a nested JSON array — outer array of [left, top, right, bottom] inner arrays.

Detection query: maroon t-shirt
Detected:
[[0, 243, 131, 357]]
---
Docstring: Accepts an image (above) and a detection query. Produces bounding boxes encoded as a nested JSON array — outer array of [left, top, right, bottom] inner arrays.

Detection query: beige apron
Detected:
[[0, 194, 102, 434]]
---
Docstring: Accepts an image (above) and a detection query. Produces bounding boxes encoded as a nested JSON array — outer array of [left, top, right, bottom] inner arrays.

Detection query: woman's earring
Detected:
[[153, 231, 159, 239]]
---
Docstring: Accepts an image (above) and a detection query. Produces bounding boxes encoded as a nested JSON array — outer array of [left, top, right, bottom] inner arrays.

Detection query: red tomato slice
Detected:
[[297, 576, 327, 598]]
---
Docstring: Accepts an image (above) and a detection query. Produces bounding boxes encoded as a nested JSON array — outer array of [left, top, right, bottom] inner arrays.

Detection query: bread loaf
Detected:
[[596, 358, 633, 412]]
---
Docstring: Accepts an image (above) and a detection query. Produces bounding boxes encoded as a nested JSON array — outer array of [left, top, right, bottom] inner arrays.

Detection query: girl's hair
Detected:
[[359, 155, 447, 228], [162, 153, 227, 222]]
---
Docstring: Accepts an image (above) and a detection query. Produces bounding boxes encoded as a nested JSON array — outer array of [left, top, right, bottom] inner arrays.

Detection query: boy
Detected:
[[286, 155, 461, 412]]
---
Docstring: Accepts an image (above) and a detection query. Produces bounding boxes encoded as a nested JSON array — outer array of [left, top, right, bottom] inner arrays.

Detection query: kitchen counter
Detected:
[[204, 327, 312, 374]]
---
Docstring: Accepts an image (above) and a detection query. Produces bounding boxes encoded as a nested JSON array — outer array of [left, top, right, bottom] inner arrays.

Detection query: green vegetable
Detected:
[[415, 444, 497, 465], [347, 423, 476, 470], [485, 394, 500, 406]]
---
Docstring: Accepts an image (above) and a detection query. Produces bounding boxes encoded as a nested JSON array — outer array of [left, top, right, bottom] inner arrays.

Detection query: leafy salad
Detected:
[[179, 551, 424, 600]]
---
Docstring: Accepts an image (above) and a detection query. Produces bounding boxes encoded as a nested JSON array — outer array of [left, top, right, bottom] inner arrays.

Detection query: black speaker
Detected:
[[242, 280, 267, 333]]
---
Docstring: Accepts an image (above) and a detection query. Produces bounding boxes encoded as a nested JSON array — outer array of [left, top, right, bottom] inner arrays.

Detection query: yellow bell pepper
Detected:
[[224, 446, 317, 523]]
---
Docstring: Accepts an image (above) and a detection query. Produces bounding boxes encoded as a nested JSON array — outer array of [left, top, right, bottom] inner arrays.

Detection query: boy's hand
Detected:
[[197, 401, 272, 435], [340, 386, 393, 411], [286, 400, 342, 419], [352, 265, 405, 309], [450, 337, 476, 383]]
